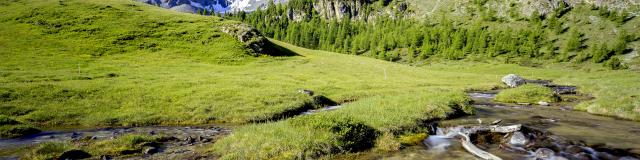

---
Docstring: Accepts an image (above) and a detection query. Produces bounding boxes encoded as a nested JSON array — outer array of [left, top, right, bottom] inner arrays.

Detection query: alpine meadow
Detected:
[[1, 0, 640, 159]]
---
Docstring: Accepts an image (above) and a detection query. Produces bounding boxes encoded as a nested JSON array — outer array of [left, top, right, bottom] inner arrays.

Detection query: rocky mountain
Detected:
[[281, 0, 638, 22], [137, 0, 287, 13]]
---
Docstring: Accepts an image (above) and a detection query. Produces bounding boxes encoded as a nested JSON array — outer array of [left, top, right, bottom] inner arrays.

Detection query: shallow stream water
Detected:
[[383, 92, 640, 160]]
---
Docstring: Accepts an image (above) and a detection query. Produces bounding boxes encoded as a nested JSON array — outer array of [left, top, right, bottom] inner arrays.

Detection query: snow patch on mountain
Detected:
[[138, 0, 286, 13]]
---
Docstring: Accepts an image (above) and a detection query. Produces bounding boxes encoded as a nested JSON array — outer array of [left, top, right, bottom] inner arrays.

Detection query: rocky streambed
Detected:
[[0, 126, 229, 159], [387, 89, 640, 160]]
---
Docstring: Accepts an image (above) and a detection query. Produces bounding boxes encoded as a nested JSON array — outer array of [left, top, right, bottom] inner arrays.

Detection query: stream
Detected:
[[0, 126, 229, 159], [2, 88, 640, 159], [384, 91, 640, 160]]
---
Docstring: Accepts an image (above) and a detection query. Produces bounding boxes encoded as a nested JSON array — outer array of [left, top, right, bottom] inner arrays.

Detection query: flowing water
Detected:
[[383, 91, 640, 160], [2, 90, 640, 159], [0, 126, 229, 159]]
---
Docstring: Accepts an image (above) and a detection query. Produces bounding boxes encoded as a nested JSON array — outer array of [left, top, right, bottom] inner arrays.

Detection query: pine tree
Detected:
[[564, 29, 582, 53]]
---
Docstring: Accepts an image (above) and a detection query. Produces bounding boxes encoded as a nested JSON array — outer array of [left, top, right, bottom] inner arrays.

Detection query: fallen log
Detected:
[[489, 124, 521, 133], [458, 132, 503, 160]]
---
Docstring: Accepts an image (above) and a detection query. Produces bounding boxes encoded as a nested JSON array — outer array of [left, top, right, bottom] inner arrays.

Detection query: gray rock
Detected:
[[99, 155, 112, 160], [143, 147, 159, 155], [298, 89, 314, 96], [538, 101, 550, 106], [170, 4, 197, 13], [535, 148, 556, 160], [509, 132, 529, 146], [502, 74, 526, 88]]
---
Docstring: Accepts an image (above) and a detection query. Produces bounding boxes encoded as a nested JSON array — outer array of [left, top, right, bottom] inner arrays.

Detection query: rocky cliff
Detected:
[[284, 0, 638, 22]]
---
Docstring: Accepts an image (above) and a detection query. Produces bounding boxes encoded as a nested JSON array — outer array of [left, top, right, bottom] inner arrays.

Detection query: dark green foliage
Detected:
[[228, 0, 634, 67], [604, 57, 627, 70], [0, 115, 20, 125], [612, 30, 630, 55], [227, 0, 550, 62], [564, 29, 582, 53], [591, 43, 612, 63]]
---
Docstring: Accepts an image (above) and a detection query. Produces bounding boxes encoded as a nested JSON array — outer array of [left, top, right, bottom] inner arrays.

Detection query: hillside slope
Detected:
[[1, 0, 640, 159], [232, 0, 640, 70]]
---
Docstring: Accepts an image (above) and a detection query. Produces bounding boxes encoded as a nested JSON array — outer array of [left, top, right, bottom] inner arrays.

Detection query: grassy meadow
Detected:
[[0, 0, 639, 159]]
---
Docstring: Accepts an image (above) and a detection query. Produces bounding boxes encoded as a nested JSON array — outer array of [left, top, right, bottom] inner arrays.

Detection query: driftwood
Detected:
[[458, 133, 503, 160], [446, 124, 522, 160]]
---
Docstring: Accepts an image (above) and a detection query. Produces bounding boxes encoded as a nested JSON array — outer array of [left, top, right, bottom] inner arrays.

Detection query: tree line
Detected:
[[225, 0, 633, 69]]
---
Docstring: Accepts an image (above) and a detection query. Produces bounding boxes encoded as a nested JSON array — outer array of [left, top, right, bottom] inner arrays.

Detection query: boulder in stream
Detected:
[[508, 132, 529, 146], [535, 148, 556, 160], [538, 101, 550, 106], [501, 74, 526, 88]]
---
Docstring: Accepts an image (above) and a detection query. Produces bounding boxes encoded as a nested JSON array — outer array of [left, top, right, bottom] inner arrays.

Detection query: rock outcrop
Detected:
[[221, 23, 268, 56], [287, 0, 410, 21]]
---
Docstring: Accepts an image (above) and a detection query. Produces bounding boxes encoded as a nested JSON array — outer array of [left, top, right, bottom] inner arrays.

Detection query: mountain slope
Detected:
[[231, 0, 640, 70], [138, 0, 288, 13]]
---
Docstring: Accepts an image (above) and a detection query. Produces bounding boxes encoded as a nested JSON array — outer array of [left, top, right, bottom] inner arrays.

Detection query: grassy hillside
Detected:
[[1, 0, 640, 159], [0, 0, 498, 129]]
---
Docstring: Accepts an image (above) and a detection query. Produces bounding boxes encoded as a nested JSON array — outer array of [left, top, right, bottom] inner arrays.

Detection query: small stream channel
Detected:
[[0, 126, 229, 159], [2, 88, 640, 159], [384, 91, 640, 160]]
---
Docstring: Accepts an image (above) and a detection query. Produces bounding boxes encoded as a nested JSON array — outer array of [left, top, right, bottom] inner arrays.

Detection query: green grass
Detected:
[[212, 91, 472, 159], [495, 84, 559, 103], [1, 0, 640, 158], [425, 61, 640, 120], [0, 125, 40, 138], [23, 134, 163, 160], [0, 0, 497, 128], [23, 142, 76, 160]]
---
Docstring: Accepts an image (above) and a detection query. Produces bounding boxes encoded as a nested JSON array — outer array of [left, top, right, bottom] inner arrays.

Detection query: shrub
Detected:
[[604, 57, 627, 70], [0, 115, 20, 125], [495, 84, 559, 103]]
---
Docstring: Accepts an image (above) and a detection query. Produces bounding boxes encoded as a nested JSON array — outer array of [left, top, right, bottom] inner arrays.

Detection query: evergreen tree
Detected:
[[564, 29, 582, 53]]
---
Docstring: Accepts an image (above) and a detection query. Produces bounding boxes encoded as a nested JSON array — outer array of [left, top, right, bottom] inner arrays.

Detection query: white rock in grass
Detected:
[[501, 74, 526, 88], [538, 101, 550, 106]]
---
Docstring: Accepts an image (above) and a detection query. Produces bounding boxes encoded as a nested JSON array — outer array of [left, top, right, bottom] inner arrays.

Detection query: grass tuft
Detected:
[[24, 142, 75, 160], [0, 124, 41, 138], [495, 84, 560, 103]]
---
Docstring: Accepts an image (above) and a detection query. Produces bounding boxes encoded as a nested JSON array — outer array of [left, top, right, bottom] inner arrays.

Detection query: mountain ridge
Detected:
[[137, 0, 287, 13]]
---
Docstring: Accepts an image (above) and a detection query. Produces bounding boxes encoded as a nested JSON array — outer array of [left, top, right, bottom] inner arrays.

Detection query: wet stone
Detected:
[[509, 132, 529, 146], [99, 155, 112, 160], [535, 148, 556, 160], [143, 147, 158, 155], [565, 145, 584, 154]]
